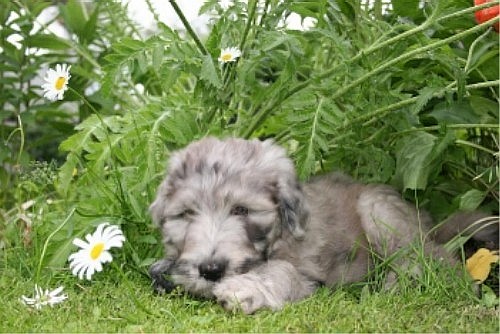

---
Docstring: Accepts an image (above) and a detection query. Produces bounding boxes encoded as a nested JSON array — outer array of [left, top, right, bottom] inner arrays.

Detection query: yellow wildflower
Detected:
[[466, 248, 499, 283]]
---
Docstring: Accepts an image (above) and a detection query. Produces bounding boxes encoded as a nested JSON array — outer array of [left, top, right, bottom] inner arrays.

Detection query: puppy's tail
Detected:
[[430, 212, 499, 255]]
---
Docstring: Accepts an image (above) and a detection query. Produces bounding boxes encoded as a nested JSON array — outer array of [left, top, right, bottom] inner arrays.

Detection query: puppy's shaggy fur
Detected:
[[149, 137, 497, 314]]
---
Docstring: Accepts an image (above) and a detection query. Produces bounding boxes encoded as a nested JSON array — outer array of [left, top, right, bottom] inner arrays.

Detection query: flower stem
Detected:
[[393, 124, 499, 137], [217, 0, 259, 116], [455, 139, 498, 155], [464, 28, 493, 74], [4, 115, 26, 168], [168, 0, 208, 55], [239, 0, 258, 51], [440, 1, 500, 22], [359, 80, 500, 127], [145, 0, 161, 24], [36, 208, 76, 283]]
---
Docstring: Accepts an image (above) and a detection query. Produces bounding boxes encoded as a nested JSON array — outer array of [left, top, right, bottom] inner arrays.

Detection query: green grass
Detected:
[[1, 263, 498, 333]]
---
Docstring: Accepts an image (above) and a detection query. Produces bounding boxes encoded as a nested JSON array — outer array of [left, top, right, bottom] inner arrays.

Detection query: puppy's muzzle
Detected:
[[199, 260, 227, 282]]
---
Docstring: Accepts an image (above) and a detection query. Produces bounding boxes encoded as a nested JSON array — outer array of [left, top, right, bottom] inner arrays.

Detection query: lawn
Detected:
[[1, 257, 498, 332]]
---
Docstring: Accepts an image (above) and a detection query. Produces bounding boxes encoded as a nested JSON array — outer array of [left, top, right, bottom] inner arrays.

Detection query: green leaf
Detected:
[[56, 152, 79, 196], [102, 37, 165, 96], [289, 97, 341, 179], [204, 17, 222, 57], [289, 0, 327, 20], [152, 45, 164, 70], [200, 54, 222, 88], [459, 189, 486, 211], [411, 86, 440, 115], [480, 285, 500, 308], [395, 132, 436, 190], [81, 4, 99, 43], [391, 0, 421, 19], [429, 101, 480, 124], [136, 51, 148, 74], [395, 131, 454, 190], [469, 96, 499, 121], [59, 0, 88, 39], [467, 39, 498, 74], [47, 234, 76, 268], [25, 34, 69, 50]]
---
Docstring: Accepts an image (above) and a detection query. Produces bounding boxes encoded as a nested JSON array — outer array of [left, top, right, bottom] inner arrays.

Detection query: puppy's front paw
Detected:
[[149, 259, 176, 294], [214, 277, 265, 314]]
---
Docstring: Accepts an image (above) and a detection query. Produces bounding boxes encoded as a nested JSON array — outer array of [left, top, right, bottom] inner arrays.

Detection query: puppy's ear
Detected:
[[278, 179, 308, 240]]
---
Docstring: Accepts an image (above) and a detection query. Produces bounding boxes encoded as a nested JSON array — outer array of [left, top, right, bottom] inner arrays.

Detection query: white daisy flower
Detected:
[[41, 63, 71, 101], [68, 223, 125, 280], [218, 47, 242, 63], [21, 285, 67, 309]]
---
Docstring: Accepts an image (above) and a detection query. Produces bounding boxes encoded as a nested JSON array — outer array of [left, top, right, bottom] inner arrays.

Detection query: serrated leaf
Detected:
[[289, 0, 327, 20], [288, 113, 313, 123], [411, 86, 440, 115], [204, 18, 222, 56], [114, 38, 146, 53], [152, 45, 164, 69], [60, 115, 100, 152], [200, 54, 222, 88], [395, 132, 436, 190], [391, 0, 421, 19], [136, 51, 148, 74]]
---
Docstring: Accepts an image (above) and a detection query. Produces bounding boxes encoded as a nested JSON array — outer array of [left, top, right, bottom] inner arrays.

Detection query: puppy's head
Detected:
[[150, 137, 308, 297]]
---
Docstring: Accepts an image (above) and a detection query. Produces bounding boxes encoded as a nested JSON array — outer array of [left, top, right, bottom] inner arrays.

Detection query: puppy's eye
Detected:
[[171, 209, 194, 220], [230, 205, 249, 216]]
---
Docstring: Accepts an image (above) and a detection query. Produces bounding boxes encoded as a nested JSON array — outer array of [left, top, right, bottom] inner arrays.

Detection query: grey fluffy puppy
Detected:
[[149, 137, 498, 314]]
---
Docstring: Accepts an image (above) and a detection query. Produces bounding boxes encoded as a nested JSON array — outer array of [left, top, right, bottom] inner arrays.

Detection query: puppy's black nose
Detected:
[[198, 261, 226, 281]]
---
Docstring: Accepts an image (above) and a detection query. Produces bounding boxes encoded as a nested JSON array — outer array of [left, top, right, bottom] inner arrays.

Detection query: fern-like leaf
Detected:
[[289, 96, 341, 179]]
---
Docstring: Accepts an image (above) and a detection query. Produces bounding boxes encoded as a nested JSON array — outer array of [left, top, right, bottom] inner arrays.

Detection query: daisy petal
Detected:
[[85, 266, 95, 280], [99, 251, 113, 263], [72, 238, 89, 249]]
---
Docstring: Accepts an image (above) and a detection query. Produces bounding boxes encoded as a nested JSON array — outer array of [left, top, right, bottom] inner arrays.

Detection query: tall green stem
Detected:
[[168, 0, 208, 55], [359, 80, 500, 127], [239, 0, 258, 51], [15, 115, 25, 167], [36, 208, 76, 283]]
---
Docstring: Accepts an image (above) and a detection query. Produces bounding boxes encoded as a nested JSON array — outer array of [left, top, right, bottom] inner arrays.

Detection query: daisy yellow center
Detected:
[[55, 77, 66, 90], [221, 53, 232, 62], [90, 242, 105, 260]]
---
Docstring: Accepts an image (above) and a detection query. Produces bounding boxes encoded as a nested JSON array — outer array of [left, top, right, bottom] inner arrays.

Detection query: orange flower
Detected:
[[466, 248, 499, 283]]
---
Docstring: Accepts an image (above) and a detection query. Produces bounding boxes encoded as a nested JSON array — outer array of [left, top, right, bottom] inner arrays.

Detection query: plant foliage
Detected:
[[0, 0, 498, 287]]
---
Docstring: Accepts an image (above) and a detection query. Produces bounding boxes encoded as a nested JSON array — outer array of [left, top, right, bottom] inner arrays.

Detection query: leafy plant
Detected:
[[0, 0, 498, 291]]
